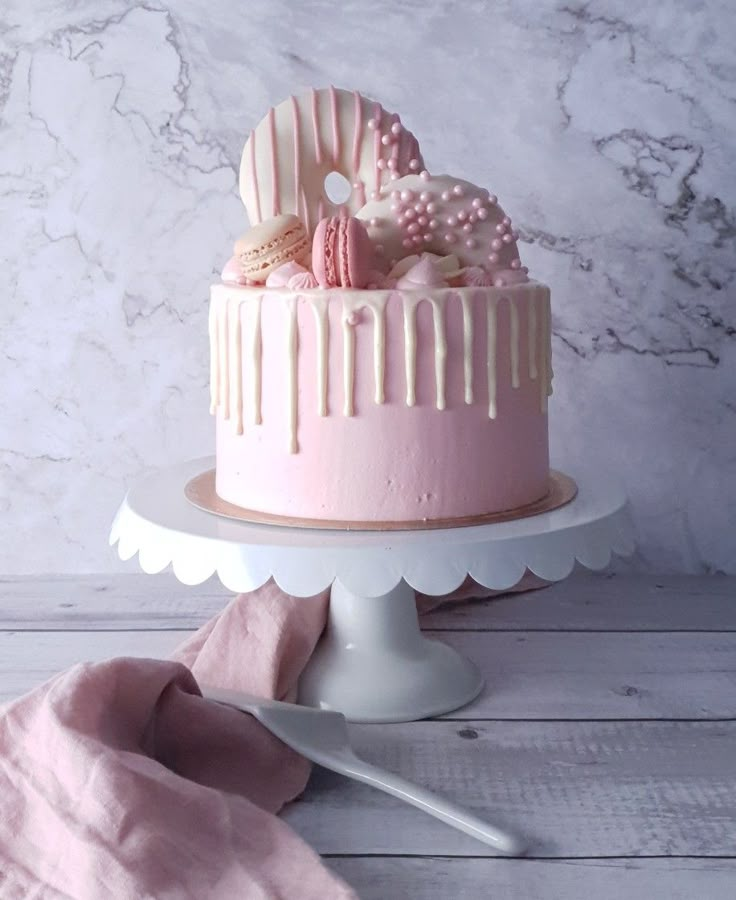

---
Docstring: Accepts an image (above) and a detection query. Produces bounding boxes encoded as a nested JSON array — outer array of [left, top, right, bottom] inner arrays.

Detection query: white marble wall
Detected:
[[1, 0, 734, 574]]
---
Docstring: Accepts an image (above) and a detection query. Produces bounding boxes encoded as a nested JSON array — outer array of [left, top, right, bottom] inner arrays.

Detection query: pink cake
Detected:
[[209, 87, 553, 526]]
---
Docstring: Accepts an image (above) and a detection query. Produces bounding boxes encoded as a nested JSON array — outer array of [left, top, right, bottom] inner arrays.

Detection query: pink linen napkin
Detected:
[[0, 575, 545, 898]]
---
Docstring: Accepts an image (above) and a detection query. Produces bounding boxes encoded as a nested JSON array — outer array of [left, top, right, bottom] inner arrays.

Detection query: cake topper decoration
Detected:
[[239, 87, 424, 235], [355, 174, 526, 279], [227, 88, 529, 289], [233, 214, 310, 284]]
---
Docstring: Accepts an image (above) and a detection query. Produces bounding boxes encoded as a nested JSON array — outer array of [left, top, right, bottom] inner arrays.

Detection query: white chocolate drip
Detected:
[[403, 297, 418, 407], [545, 291, 554, 398], [251, 295, 263, 425], [308, 295, 329, 416], [286, 297, 299, 451], [342, 293, 389, 414], [538, 288, 549, 413], [208, 285, 552, 450], [401, 294, 448, 411], [486, 295, 498, 419], [372, 299, 387, 404], [509, 298, 520, 389], [430, 297, 447, 410], [460, 293, 474, 404], [229, 298, 244, 434], [342, 303, 356, 417], [528, 294, 538, 380]]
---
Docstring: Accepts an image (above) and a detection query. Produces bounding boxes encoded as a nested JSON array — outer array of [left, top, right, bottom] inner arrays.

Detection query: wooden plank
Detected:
[[0, 631, 184, 703], [284, 721, 736, 857], [2, 630, 734, 719], [327, 858, 736, 900], [422, 572, 736, 632], [1, 573, 734, 631], [0, 574, 227, 630], [449, 631, 736, 720]]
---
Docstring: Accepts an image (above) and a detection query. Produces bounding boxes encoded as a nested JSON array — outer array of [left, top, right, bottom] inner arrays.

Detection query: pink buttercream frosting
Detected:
[[221, 256, 248, 285], [265, 260, 311, 288], [396, 255, 448, 289], [457, 266, 495, 287], [365, 270, 397, 290], [288, 270, 319, 290], [213, 282, 551, 521], [492, 267, 530, 287]]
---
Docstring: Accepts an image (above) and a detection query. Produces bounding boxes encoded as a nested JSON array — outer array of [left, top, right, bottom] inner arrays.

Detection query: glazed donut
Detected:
[[355, 173, 525, 275], [239, 87, 424, 235]]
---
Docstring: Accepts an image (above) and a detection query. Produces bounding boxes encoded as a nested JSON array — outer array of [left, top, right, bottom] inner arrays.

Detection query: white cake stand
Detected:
[[110, 457, 633, 723]]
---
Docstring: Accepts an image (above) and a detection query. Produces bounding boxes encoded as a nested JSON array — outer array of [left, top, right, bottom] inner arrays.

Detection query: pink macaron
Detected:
[[312, 216, 374, 289]]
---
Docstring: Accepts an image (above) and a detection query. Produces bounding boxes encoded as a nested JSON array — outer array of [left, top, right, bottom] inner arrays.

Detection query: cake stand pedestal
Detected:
[[110, 457, 633, 723]]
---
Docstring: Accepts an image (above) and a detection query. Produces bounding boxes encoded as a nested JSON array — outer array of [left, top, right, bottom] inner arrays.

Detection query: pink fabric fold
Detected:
[[0, 575, 545, 898]]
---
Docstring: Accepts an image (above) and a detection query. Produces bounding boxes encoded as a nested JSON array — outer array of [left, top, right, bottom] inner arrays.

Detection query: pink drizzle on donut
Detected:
[[291, 95, 301, 217], [248, 129, 262, 224], [300, 185, 310, 234], [373, 103, 382, 195], [311, 87, 323, 166], [268, 107, 279, 216], [351, 91, 366, 207], [329, 84, 340, 166]]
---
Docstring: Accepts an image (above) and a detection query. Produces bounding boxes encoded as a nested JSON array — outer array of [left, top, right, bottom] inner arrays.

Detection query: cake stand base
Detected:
[[298, 578, 482, 723], [110, 457, 633, 724]]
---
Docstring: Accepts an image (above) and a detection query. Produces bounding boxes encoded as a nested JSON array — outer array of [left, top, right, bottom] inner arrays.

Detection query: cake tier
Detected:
[[210, 282, 552, 523]]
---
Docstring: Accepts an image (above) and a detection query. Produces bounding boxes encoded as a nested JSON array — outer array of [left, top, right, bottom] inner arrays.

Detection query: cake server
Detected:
[[203, 686, 526, 856]]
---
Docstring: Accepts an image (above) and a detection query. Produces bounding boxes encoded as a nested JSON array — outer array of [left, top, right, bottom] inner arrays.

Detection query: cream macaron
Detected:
[[234, 214, 311, 284]]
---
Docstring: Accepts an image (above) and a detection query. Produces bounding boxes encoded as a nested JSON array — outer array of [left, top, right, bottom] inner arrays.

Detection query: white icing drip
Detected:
[[402, 296, 418, 407], [219, 298, 230, 420], [509, 297, 520, 389], [401, 294, 447, 410], [342, 300, 356, 417], [208, 296, 219, 413], [372, 300, 386, 404], [208, 284, 552, 456], [252, 295, 263, 425], [286, 297, 299, 451], [528, 292, 538, 380], [430, 296, 447, 411], [539, 290, 548, 414], [229, 298, 244, 435], [460, 293, 474, 404], [486, 295, 498, 420], [308, 295, 329, 416], [342, 294, 389, 407]]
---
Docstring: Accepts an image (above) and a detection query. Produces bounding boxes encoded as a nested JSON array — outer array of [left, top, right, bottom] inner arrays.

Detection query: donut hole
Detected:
[[324, 171, 352, 205]]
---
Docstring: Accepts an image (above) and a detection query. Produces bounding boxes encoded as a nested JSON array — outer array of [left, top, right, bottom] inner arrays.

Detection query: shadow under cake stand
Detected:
[[110, 457, 633, 723]]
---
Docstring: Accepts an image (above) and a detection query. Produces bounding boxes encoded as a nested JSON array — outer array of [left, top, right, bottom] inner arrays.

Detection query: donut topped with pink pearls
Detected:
[[227, 87, 529, 289], [355, 173, 527, 284]]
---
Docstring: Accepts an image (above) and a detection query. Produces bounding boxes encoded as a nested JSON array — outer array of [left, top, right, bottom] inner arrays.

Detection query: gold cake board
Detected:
[[184, 469, 578, 532]]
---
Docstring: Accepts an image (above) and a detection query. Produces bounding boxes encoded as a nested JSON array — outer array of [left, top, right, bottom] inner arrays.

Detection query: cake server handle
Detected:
[[340, 756, 526, 856]]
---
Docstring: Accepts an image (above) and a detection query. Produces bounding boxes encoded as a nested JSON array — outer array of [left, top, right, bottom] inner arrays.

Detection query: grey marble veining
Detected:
[[1, 0, 734, 573]]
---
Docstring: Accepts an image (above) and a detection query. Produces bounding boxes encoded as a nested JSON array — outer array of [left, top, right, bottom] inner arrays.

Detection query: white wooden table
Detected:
[[2, 571, 735, 898]]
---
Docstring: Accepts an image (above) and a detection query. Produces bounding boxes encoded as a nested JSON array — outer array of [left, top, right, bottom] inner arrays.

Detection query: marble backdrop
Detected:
[[1, 0, 734, 574]]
